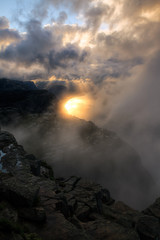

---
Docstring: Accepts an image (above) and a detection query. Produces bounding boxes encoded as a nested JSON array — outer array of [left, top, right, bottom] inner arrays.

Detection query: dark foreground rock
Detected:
[[0, 130, 160, 240]]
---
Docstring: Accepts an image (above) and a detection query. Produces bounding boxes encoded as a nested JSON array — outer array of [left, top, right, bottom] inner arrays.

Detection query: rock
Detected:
[[18, 207, 46, 222], [102, 201, 141, 228], [0, 201, 18, 223], [26, 154, 41, 176], [84, 217, 140, 240], [75, 202, 90, 221], [40, 161, 54, 180], [143, 198, 160, 219], [55, 195, 71, 218], [136, 215, 160, 240], [95, 188, 113, 213], [0, 131, 17, 149], [38, 212, 92, 240], [54, 178, 114, 222], [0, 174, 40, 207], [0, 132, 45, 178]]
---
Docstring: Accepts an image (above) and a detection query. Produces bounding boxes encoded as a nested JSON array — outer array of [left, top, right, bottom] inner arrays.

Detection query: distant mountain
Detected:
[[0, 78, 37, 91], [0, 90, 57, 117]]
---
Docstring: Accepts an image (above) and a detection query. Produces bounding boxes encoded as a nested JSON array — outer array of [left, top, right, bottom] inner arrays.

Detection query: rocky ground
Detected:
[[0, 130, 160, 240]]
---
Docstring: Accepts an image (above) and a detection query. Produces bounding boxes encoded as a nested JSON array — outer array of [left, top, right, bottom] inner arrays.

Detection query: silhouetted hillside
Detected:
[[0, 78, 37, 91]]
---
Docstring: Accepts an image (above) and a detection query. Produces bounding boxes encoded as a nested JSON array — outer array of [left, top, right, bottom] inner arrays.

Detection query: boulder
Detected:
[[0, 174, 40, 207]]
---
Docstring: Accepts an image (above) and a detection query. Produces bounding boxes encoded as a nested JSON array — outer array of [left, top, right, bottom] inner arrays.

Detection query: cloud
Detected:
[[57, 11, 68, 24], [0, 16, 9, 29], [84, 2, 113, 31], [0, 17, 21, 51], [121, 0, 160, 20], [0, 0, 159, 84], [0, 28, 21, 44]]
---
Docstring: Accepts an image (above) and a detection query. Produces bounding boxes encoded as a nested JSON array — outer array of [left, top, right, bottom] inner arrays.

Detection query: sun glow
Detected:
[[64, 96, 91, 119]]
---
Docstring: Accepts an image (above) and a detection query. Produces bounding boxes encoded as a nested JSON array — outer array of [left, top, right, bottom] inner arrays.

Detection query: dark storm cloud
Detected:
[[0, 17, 21, 46], [0, 18, 89, 80], [49, 45, 88, 69], [84, 2, 113, 31], [0, 28, 21, 43], [0, 16, 9, 29], [1, 0, 159, 83]]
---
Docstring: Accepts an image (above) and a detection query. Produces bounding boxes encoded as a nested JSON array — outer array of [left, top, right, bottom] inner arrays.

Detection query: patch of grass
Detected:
[[0, 218, 15, 232], [0, 217, 42, 240], [25, 233, 42, 240], [0, 217, 25, 237]]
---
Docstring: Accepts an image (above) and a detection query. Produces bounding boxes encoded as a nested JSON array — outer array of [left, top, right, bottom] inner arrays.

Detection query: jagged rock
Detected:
[[102, 201, 141, 228], [0, 131, 39, 176], [143, 198, 160, 219], [0, 131, 17, 149], [55, 177, 113, 221], [136, 215, 160, 240], [84, 216, 140, 240], [0, 174, 40, 207], [38, 212, 92, 240], [26, 154, 41, 176], [40, 160, 54, 180], [75, 202, 90, 221]]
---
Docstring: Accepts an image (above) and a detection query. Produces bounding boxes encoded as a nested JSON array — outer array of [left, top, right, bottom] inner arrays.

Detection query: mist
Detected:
[[1, 107, 153, 210]]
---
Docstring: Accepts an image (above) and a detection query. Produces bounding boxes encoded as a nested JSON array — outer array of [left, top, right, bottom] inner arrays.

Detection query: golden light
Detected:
[[65, 98, 82, 113], [64, 96, 91, 119], [63, 32, 95, 48]]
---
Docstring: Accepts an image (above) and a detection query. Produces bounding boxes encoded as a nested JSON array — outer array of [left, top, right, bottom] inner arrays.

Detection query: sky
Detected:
[[0, 0, 159, 84], [1, 0, 160, 202], [0, 0, 83, 30]]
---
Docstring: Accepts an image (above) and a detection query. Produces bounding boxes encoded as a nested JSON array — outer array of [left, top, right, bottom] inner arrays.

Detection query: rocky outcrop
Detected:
[[0, 131, 160, 240]]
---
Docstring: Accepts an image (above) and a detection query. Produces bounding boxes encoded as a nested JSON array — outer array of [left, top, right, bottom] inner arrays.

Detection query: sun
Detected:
[[65, 98, 82, 113], [64, 96, 91, 119]]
